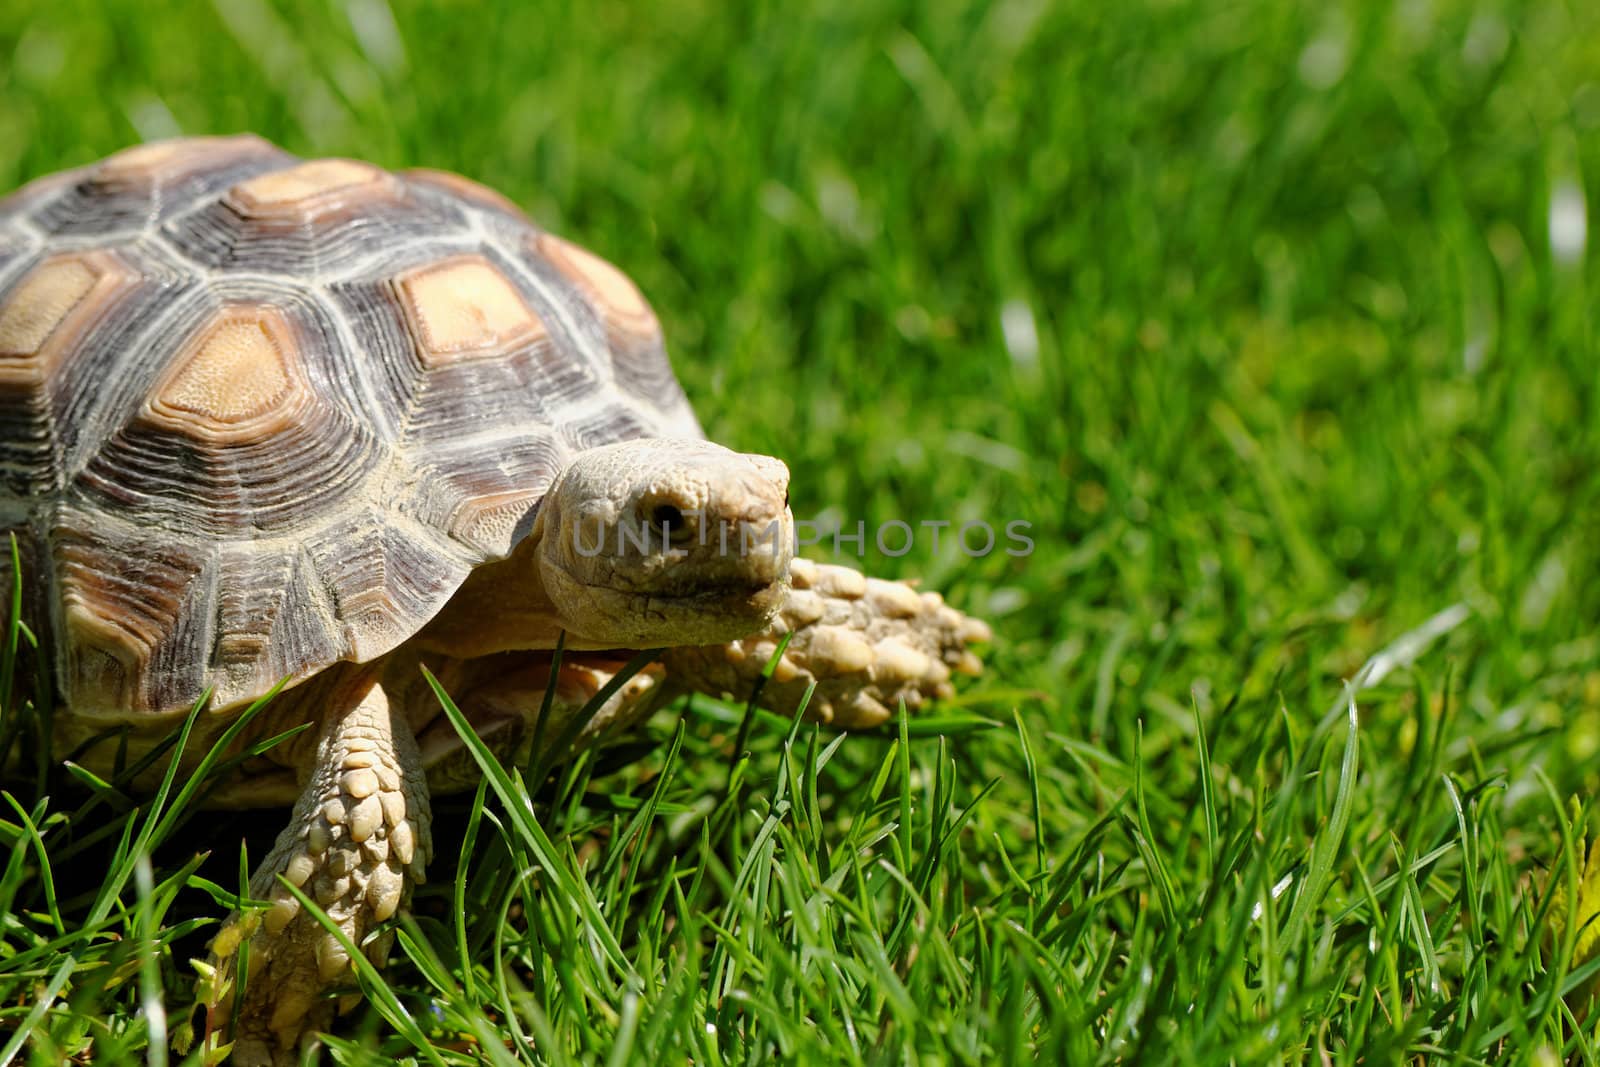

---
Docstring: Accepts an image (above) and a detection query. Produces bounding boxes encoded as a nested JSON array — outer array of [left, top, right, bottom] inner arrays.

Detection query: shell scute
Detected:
[[0, 244, 187, 496], [0, 166, 89, 223], [329, 245, 607, 453], [144, 303, 310, 442], [396, 253, 549, 367], [304, 514, 469, 662], [521, 234, 699, 437], [163, 158, 460, 276], [32, 135, 293, 237], [536, 235, 660, 345], [77, 287, 381, 538], [0, 251, 141, 388], [228, 159, 395, 215], [565, 401, 662, 452], [211, 544, 342, 708], [54, 524, 214, 715], [405, 432, 567, 555]]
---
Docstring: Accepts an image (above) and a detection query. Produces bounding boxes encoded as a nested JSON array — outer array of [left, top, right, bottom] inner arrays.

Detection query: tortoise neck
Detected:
[[411, 533, 568, 657]]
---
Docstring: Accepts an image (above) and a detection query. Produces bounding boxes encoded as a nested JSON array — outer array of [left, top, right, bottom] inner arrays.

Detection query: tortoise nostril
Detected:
[[651, 503, 686, 533]]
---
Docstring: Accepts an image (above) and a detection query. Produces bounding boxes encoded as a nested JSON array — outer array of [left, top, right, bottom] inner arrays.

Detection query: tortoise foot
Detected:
[[208, 675, 432, 1066], [665, 558, 991, 728]]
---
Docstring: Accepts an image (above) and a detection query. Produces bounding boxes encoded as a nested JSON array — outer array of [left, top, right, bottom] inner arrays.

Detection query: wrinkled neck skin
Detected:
[[413, 528, 570, 656]]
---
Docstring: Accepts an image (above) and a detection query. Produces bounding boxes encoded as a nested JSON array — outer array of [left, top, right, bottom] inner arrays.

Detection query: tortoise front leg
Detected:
[[663, 559, 991, 727], [209, 671, 432, 1067]]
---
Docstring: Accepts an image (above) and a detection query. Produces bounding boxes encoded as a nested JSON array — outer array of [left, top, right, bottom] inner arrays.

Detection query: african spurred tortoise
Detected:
[[0, 136, 990, 1064]]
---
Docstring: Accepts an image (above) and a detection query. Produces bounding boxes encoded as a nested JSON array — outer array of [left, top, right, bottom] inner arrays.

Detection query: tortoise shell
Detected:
[[0, 135, 701, 718]]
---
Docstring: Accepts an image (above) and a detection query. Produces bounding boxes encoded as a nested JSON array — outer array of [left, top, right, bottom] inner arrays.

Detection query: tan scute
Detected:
[[56, 539, 173, 713], [96, 135, 278, 188], [446, 489, 540, 554], [537, 234, 659, 340], [144, 305, 310, 442], [0, 252, 139, 388], [61, 594, 145, 711], [396, 254, 546, 367], [228, 159, 399, 220]]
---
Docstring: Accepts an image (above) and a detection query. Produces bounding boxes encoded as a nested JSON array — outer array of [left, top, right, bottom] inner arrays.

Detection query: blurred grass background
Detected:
[[5, 0, 1600, 1061]]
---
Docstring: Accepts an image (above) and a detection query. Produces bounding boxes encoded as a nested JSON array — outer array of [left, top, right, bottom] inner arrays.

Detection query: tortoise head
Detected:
[[533, 438, 794, 647]]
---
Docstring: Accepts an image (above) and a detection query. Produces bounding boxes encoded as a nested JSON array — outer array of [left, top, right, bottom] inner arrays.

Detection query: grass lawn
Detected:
[[3, 0, 1600, 1062]]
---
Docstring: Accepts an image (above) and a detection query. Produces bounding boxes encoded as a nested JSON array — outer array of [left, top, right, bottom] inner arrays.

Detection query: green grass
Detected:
[[3, 0, 1600, 1061]]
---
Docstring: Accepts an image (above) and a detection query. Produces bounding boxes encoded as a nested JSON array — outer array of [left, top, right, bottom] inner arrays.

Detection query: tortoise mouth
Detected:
[[543, 548, 790, 648], [551, 528, 790, 597], [604, 577, 788, 648], [586, 570, 780, 600]]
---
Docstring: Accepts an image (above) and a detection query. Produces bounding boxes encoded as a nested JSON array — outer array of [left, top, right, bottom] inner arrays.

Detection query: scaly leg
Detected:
[[662, 559, 991, 727], [209, 671, 432, 1067]]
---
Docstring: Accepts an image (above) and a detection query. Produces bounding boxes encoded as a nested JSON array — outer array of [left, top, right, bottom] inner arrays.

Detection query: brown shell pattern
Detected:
[[0, 135, 701, 717]]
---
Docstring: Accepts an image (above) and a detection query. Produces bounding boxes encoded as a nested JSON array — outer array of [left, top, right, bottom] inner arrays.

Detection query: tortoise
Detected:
[[0, 136, 990, 1065]]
